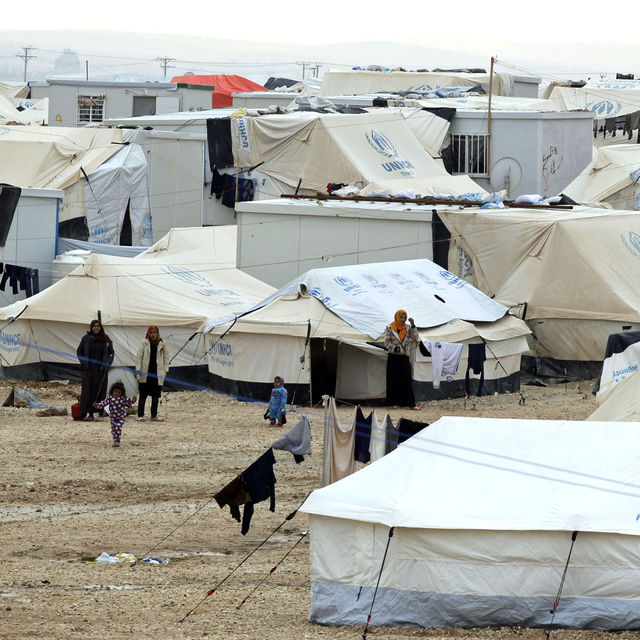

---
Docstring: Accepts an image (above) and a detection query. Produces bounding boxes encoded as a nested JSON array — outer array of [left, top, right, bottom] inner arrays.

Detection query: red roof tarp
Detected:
[[171, 74, 267, 108]]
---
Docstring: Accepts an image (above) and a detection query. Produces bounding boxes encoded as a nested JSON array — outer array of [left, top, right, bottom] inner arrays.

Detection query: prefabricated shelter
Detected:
[[439, 206, 640, 378], [30, 80, 215, 127], [0, 249, 274, 386], [171, 75, 267, 108], [0, 126, 152, 247], [205, 259, 529, 404], [563, 144, 640, 210], [236, 198, 446, 288], [301, 415, 640, 630], [319, 70, 540, 98], [104, 108, 239, 227], [0, 186, 62, 308]]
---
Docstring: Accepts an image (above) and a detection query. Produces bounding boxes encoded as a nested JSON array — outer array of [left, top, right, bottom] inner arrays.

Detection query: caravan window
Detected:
[[451, 133, 489, 177], [77, 95, 105, 124]]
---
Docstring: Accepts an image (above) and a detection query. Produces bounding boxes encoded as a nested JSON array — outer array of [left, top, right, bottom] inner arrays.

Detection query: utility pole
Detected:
[[296, 61, 322, 79], [156, 56, 176, 78], [16, 46, 36, 82]]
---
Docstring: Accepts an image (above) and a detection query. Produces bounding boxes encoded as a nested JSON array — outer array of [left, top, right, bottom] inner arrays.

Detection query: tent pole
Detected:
[[487, 56, 495, 180], [362, 526, 395, 640], [546, 530, 578, 637]]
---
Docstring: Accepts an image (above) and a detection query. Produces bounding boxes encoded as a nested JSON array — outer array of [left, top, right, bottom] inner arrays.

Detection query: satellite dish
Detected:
[[184, 71, 195, 76], [490, 157, 522, 196]]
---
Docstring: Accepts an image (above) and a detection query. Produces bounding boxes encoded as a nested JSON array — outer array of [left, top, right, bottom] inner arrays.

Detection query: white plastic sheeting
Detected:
[[252, 259, 508, 340], [84, 143, 152, 246]]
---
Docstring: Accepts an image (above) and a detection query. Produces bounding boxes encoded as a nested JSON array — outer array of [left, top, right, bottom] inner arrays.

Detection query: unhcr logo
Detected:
[[621, 231, 640, 260], [334, 276, 353, 286], [587, 100, 622, 118], [365, 130, 399, 159]]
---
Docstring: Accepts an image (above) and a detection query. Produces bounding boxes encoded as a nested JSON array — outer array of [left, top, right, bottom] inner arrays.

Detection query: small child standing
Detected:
[[268, 376, 287, 427], [94, 381, 137, 448]]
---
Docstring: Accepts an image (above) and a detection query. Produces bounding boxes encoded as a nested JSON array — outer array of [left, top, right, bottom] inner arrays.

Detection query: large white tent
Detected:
[[301, 416, 640, 629], [563, 144, 640, 210], [231, 110, 482, 198], [438, 206, 640, 375], [205, 259, 529, 404], [0, 126, 151, 246], [0, 249, 274, 387], [319, 70, 513, 97], [546, 80, 640, 119]]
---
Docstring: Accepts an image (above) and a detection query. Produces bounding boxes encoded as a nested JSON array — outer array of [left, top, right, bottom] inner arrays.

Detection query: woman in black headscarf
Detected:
[[77, 319, 115, 421]]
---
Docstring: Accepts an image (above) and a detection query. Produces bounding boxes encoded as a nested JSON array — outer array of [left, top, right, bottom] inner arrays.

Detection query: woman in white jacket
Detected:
[[135, 326, 170, 422]]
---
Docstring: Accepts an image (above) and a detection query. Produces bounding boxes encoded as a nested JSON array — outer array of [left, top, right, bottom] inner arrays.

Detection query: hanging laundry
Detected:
[[214, 475, 251, 524], [322, 396, 357, 486], [240, 448, 277, 535], [0, 263, 40, 298], [236, 177, 255, 202], [221, 174, 236, 208], [397, 418, 430, 444], [211, 167, 226, 199], [353, 407, 372, 464], [0, 184, 20, 247], [214, 448, 276, 536], [26, 268, 39, 295], [272, 416, 312, 464], [422, 341, 463, 389], [465, 343, 487, 397], [369, 411, 386, 462], [382, 414, 398, 455]]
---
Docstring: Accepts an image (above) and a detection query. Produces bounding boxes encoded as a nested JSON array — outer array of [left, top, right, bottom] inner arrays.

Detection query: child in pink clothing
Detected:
[[94, 381, 137, 447]]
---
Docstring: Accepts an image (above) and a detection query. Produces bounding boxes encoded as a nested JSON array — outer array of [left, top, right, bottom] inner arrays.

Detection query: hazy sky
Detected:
[[7, 0, 640, 46]]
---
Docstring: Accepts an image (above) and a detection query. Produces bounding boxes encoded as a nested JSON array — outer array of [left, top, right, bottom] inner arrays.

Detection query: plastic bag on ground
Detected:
[[96, 552, 137, 563]]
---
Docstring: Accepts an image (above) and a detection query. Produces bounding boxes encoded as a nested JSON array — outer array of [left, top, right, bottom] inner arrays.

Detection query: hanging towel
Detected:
[[272, 416, 312, 464], [465, 343, 487, 397], [382, 414, 398, 455], [397, 418, 430, 444], [369, 411, 386, 462], [353, 407, 372, 464], [422, 341, 463, 389], [322, 397, 357, 486]]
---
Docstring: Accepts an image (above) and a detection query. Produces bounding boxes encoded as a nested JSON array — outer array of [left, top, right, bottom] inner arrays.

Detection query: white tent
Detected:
[[231, 110, 482, 198], [394, 95, 565, 112], [589, 369, 640, 421], [320, 70, 513, 97], [546, 80, 640, 119], [0, 250, 274, 386], [205, 259, 529, 404], [138, 225, 237, 263], [301, 415, 640, 629], [0, 126, 152, 246], [0, 95, 47, 125], [439, 206, 640, 371], [563, 144, 640, 210]]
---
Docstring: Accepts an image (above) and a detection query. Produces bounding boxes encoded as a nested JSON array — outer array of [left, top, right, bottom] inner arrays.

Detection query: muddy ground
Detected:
[[1, 378, 636, 640]]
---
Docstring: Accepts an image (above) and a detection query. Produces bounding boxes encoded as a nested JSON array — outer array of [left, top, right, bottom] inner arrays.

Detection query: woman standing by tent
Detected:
[[135, 325, 170, 422], [384, 310, 420, 410], [77, 319, 115, 421]]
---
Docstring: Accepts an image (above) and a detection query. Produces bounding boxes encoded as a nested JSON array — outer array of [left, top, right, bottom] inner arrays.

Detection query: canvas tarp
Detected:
[[440, 207, 640, 323], [0, 126, 132, 190], [320, 70, 512, 97], [138, 225, 237, 263], [546, 81, 640, 118], [405, 95, 567, 112], [563, 144, 640, 209], [589, 369, 640, 421], [0, 95, 46, 125], [0, 82, 29, 99], [231, 110, 454, 193], [209, 258, 512, 340], [0, 249, 274, 377], [171, 74, 266, 108]]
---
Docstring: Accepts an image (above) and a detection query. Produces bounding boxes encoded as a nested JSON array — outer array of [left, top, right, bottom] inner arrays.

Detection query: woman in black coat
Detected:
[[77, 319, 114, 421]]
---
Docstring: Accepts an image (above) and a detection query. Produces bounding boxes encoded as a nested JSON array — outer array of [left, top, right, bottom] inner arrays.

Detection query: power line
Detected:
[[156, 55, 176, 77], [16, 45, 36, 82]]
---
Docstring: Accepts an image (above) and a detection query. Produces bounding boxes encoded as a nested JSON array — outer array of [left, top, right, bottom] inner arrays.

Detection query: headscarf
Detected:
[[89, 319, 111, 343], [390, 310, 407, 342], [274, 376, 285, 387], [145, 325, 160, 346]]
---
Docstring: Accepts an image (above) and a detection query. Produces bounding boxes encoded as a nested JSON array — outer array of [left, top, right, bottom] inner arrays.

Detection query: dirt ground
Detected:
[[1, 378, 637, 640]]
